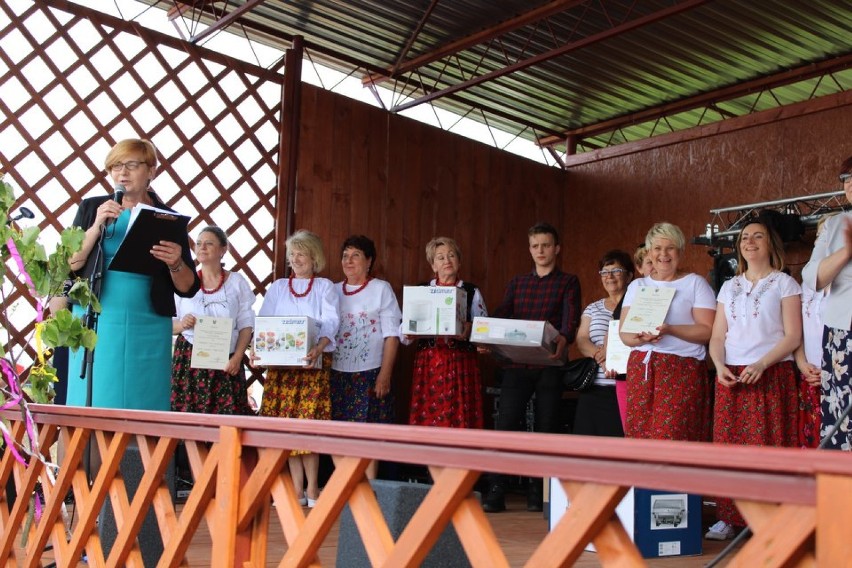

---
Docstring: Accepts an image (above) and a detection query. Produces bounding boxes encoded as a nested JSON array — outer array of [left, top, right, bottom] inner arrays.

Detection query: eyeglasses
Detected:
[[599, 268, 626, 277], [840, 173, 852, 183], [109, 161, 146, 172]]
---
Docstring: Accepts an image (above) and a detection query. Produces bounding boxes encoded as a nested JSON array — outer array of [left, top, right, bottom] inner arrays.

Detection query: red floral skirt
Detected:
[[713, 360, 798, 526], [409, 342, 483, 428], [625, 350, 711, 442]]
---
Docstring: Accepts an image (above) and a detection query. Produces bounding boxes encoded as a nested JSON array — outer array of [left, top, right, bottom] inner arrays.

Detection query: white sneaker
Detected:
[[705, 520, 735, 540]]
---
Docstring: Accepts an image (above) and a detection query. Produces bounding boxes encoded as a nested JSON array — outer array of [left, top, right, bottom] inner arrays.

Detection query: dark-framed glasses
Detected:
[[840, 173, 852, 183], [109, 161, 146, 172], [599, 268, 626, 277]]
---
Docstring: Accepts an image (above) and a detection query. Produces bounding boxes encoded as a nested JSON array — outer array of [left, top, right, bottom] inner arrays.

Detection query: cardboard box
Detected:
[[401, 286, 467, 336], [254, 316, 319, 367], [550, 480, 702, 558], [470, 316, 565, 366]]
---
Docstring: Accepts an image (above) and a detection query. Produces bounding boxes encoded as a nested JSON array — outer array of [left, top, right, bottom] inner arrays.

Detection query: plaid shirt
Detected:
[[493, 267, 581, 344]]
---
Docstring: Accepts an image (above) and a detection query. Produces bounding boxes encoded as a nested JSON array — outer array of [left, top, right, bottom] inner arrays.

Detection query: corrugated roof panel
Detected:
[[135, 0, 852, 152]]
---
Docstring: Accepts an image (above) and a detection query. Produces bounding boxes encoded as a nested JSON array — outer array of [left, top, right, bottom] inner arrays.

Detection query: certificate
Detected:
[[605, 320, 631, 374], [190, 316, 233, 370], [620, 286, 676, 335]]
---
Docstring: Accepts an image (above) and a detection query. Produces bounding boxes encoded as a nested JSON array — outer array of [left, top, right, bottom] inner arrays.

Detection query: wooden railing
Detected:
[[1, 404, 851, 567]]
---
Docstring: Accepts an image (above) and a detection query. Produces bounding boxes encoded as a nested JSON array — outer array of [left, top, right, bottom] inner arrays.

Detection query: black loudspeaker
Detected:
[[336, 480, 473, 568], [757, 209, 804, 243]]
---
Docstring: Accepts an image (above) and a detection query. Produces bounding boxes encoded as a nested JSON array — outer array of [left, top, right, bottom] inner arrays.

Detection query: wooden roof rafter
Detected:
[[539, 52, 852, 150], [389, 0, 712, 114]]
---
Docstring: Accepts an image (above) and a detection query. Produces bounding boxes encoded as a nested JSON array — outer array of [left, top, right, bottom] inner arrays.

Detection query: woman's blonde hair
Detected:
[[633, 245, 647, 267], [285, 230, 326, 273], [104, 139, 158, 171], [425, 236, 461, 265], [644, 222, 685, 252]]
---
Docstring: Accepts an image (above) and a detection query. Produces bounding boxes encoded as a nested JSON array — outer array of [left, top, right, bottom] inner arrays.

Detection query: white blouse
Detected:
[[716, 272, 801, 365], [258, 277, 340, 352], [623, 273, 717, 360], [332, 278, 402, 373], [801, 283, 825, 367], [175, 271, 256, 353]]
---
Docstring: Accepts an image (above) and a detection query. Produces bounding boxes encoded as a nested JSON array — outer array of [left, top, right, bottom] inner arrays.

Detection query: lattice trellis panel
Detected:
[[0, 0, 285, 367]]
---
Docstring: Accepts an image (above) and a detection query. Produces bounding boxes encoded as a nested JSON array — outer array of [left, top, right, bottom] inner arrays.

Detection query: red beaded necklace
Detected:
[[342, 277, 371, 296], [435, 277, 457, 286], [289, 275, 315, 298], [198, 269, 226, 294]]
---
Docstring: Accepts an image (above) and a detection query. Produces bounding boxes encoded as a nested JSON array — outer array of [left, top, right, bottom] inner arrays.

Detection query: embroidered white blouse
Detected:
[[175, 271, 255, 353]]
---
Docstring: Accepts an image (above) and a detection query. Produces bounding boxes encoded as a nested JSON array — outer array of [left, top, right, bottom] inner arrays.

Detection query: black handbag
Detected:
[[562, 357, 598, 391]]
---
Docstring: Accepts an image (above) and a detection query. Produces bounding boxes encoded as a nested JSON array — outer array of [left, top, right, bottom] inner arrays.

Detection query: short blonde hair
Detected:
[[645, 222, 685, 252], [425, 236, 461, 265], [104, 139, 158, 171], [633, 245, 647, 267], [285, 230, 326, 273]]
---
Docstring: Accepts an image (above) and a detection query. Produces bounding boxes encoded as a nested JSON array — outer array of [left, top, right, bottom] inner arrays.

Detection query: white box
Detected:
[[254, 316, 319, 367], [401, 286, 467, 336], [470, 316, 565, 366], [549, 480, 702, 558]]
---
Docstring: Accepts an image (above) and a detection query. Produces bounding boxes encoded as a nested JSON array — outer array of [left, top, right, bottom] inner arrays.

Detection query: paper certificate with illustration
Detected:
[[190, 316, 233, 370], [605, 320, 631, 374], [620, 286, 676, 335]]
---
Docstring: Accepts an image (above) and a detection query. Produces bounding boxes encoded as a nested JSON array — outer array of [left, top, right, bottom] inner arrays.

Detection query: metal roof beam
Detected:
[[538, 52, 852, 147], [389, 0, 441, 77], [363, 0, 587, 86], [189, 0, 267, 44], [389, 0, 710, 114]]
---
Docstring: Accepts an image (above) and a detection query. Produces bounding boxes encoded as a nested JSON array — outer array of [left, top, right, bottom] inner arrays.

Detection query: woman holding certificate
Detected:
[[257, 230, 340, 507], [573, 250, 634, 437], [619, 222, 716, 441], [171, 226, 255, 415], [67, 138, 199, 410], [706, 220, 801, 540], [330, 235, 401, 479]]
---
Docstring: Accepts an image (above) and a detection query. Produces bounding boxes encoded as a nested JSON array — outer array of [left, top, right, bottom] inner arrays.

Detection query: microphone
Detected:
[[6, 207, 35, 225], [107, 185, 125, 226]]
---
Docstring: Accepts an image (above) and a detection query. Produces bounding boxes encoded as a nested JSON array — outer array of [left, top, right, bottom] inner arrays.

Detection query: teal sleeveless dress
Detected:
[[66, 209, 172, 410]]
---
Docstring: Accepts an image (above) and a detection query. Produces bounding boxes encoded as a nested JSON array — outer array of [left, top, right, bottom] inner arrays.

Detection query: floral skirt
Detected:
[[330, 368, 394, 424], [713, 361, 798, 527], [821, 326, 852, 450], [625, 351, 711, 442], [170, 335, 252, 415], [409, 343, 483, 428], [798, 376, 821, 449]]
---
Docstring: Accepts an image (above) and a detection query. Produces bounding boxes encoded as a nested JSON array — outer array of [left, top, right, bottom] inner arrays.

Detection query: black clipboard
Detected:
[[109, 206, 190, 275]]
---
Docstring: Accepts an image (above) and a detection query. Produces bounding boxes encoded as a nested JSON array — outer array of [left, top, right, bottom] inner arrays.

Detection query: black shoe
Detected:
[[527, 481, 543, 512], [482, 485, 506, 513]]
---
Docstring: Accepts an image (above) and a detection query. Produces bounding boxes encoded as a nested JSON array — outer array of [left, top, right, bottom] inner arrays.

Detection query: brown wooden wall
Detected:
[[562, 104, 852, 310], [294, 84, 568, 313]]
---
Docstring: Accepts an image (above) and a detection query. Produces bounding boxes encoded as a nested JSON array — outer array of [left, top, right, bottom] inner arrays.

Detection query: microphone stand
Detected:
[[79, 222, 108, 407]]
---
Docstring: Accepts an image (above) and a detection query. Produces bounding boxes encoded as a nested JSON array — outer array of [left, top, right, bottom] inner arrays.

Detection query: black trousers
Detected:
[[572, 384, 624, 437], [495, 366, 565, 435]]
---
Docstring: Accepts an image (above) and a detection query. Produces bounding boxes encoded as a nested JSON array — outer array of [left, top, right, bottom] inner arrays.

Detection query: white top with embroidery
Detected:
[[258, 277, 340, 352], [623, 273, 717, 359], [716, 271, 801, 365], [332, 278, 402, 372], [175, 271, 255, 352], [801, 282, 825, 367]]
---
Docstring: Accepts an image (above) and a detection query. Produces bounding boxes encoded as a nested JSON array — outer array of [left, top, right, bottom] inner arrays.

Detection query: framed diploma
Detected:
[[605, 319, 631, 374], [190, 316, 233, 370], [621, 286, 676, 335]]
